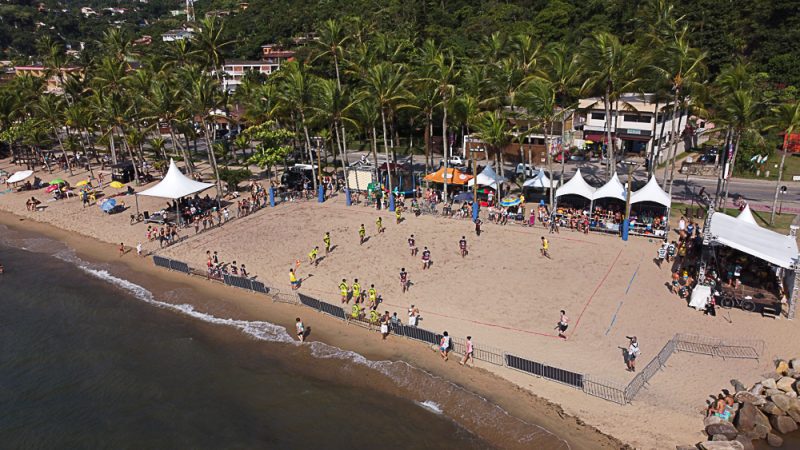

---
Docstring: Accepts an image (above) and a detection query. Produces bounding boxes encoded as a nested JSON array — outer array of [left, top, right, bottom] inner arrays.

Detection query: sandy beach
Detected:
[[2, 158, 798, 449]]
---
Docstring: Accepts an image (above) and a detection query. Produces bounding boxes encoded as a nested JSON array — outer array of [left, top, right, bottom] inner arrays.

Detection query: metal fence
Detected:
[[505, 354, 585, 389], [147, 257, 767, 406]]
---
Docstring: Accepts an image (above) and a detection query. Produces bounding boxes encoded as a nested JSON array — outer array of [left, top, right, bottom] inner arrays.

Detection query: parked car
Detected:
[[515, 163, 536, 177], [441, 155, 465, 167]]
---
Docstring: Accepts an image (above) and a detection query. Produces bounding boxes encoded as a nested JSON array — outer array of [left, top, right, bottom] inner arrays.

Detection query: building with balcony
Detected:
[[221, 60, 276, 91], [574, 93, 689, 162], [260, 44, 295, 68]]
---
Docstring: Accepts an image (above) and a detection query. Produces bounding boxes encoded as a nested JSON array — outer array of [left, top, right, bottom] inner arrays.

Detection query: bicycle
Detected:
[[718, 294, 756, 312]]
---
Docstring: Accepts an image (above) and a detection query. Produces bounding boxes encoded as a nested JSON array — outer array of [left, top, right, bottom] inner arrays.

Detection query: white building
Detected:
[[574, 93, 690, 164], [162, 29, 193, 42], [221, 60, 277, 91]]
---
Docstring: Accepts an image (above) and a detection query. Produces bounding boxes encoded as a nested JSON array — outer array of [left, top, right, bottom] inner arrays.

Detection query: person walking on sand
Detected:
[[359, 224, 366, 245], [395, 208, 402, 225], [368, 284, 378, 309], [376, 216, 384, 234], [475, 217, 482, 236], [400, 267, 409, 293], [308, 246, 319, 266], [119, 243, 125, 257], [540, 237, 550, 258], [136, 242, 143, 257], [555, 310, 569, 339], [352, 278, 362, 303], [323, 232, 331, 254], [421, 246, 431, 270], [408, 234, 417, 256], [439, 331, 451, 361], [295, 318, 305, 342], [459, 336, 474, 367], [289, 268, 299, 290], [626, 336, 639, 372], [339, 279, 349, 304], [459, 236, 468, 258]]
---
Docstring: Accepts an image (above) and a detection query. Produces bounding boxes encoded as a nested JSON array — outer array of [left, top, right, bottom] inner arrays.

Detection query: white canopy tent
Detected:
[[736, 204, 758, 225], [523, 168, 560, 189], [138, 159, 213, 200], [707, 210, 798, 269], [467, 164, 506, 190], [592, 173, 627, 202], [6, 170, 34, 184], [555, 168, 595, 200], [630, 176, 671, 207]]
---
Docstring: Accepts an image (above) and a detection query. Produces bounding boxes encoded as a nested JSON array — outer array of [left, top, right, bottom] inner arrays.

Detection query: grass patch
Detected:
[[734, 153, 800, 181], [670, 202, 796, 234]]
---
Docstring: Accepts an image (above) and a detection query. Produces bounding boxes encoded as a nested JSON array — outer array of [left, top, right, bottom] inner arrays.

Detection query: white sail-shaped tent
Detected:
[[523, 168, 560, 189], [138, 159, 214, 200], [467, 164, 507, 190], [630, 176, 671, 207], [555, 168, 595, 200], [736, 204, 758, 225], [592, 173, 627, 201]]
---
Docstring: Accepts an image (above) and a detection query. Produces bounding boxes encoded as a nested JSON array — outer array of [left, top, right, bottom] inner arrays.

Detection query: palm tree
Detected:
[[35, 94, 72, 175], [653, 27, 706, 195], [473, 112, 512, 199], [312, 78, 360, 191], [182, 66, 225, 201], [429, 50, 459, 199], [519, 80, 561, 207], [365, 62, 410, 201], [542, 42, 582, 181], [719, 88, 764, 209], [276, 61, 320, 191], [193, 17, 233, 82], [766, 101, 800, 224], [143, 77, 195, 174], [579, 32, 642, 180]]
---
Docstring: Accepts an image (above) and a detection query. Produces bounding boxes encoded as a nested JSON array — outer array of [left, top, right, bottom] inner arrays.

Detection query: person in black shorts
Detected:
[[459, 236, 468, 258], [555, 310, 569, 339], [400, 268, 409, 293], [408, 234, 417, 256]]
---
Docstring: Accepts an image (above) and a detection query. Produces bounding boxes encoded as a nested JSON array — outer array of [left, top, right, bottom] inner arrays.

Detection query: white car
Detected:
[[516, 163, 535, 177], [442, 156, 465, 167]]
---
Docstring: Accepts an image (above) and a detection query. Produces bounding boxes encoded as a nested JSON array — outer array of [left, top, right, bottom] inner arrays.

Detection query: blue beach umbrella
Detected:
[[100, 198, 117, 212]]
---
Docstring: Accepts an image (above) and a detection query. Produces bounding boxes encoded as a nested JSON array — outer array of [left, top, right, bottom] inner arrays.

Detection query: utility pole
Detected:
[[186, 0, 195, 22]]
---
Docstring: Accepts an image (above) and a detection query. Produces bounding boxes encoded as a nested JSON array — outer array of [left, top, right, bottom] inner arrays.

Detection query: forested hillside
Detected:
[[1, 0, 799, 87]]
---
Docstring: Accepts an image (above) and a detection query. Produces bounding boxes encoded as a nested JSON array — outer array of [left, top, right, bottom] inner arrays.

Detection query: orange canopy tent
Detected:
[[423, 167, 473, 185]]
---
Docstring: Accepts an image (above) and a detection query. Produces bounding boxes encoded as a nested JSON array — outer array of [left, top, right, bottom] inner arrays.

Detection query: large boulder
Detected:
[[761, 378, 777, 390], [735, 391, 765, 406], [759, 401, 785, 416], [770, 414, 799, 434], [766, 432, 784, 447], [698, 441, 744, 450], [787, 409, 800, 423], [734, 435, 755, 450], [777, 376, 796, 392], [766, 388, 783, 398], [706, 421, 739, 440], [749, 383, 763, 396], [771, 394, 793, 412], [705, 415, 724, 427], [789, 358, 799, 370], [735, 402, 771, 439], [776, 360, 789, 375]]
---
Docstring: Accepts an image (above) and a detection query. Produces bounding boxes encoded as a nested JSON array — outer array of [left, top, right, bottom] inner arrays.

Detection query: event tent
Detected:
[[523, 168, 560, 189], [137, 159, 214, 200], [555, 168, 595, 200], [736, 204, 758, 225], [467, 164, 506, 189], [630, 176, 671, 207], [592, 173, 626, 201], [707, 209, 798, 269], [424, 167, 473, 185], [6, 170, 34, 184]]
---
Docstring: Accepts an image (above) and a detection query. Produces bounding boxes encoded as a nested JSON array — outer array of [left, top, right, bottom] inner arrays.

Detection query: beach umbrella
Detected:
[[109, 181, 124, 189], [49, 179, 66, 185], [500, 196, 521, 207], [75, 180, 89, 187], [453, 192, 473, 202], [100, 198, 117, 212], [45, 184, 59, 193], [6, 170, 33, 183]]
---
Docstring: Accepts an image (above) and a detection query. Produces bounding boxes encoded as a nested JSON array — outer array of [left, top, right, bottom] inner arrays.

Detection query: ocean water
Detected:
[[0, 226, 568, 449]]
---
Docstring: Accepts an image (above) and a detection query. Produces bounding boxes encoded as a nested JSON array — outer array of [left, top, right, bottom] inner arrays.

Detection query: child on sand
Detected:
[[459, 236, 468, 258], [540, 237, 550, 258], [308, 246, 319, 266], [439, 331, 451, 361], [289, 268, 299, 290], [119, 243, 125, 257], [376, 216, 384, 233], [459, 336, 474, 367], [359, 224, 366, 245], [339, 279, 349, 304], [295, 318, 305, 342]]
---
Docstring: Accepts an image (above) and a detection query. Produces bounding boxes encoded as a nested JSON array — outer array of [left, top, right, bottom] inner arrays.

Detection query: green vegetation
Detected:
[[670, 202, 796, 234], [0, 1, 799, 220]]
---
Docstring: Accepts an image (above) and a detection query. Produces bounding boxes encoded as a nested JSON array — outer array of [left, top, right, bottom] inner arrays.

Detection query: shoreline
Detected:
[[0, 211, 625, 449]]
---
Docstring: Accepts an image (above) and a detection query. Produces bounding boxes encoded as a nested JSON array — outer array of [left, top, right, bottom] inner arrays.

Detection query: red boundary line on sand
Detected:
[[568, 247, 624, 337]]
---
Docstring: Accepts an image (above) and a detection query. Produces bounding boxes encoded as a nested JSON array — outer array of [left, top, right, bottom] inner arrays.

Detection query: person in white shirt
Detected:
[[678, 216, 686, 234], [439, 331, 451, 361], [136, 242, 143, 257], [295, 318, 305, 342], [626, 336, 640, 372]]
